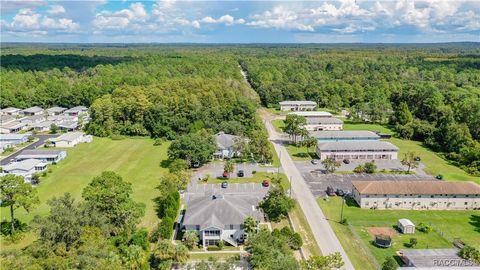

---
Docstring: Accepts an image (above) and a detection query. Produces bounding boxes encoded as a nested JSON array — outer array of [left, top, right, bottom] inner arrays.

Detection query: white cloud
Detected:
[[4, 7, 79, 33], [200, 14, 242, 26], [47, 5, 65, 15]]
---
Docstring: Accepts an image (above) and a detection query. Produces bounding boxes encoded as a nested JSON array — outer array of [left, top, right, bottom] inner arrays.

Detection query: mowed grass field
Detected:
[[318, 197, 480, 269], [0, 137, 169, 249]]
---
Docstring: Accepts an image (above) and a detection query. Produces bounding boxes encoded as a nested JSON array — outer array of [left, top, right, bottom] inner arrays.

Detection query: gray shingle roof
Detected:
[[310, 130, 380, 139], [47, 107, 67, 113], [399, 248, 477, 267], [17, 149, 65, 159], [65, 106, 87, 113], [317, 141, 398, 151], [50, 132, 84, 143], [279, 101, 317, 106], [289, 111, 332, 117], [22, 106, 44, 113], [215, 132, 240, 150], [3, 159, 47, 172]]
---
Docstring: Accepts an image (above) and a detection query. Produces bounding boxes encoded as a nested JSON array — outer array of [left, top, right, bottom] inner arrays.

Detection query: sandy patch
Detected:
[[367, 227, 396, 238]]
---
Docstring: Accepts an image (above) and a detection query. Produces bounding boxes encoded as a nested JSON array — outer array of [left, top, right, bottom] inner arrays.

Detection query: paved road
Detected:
[[260, 109, 355, 270], [0, 134, 59, 165]]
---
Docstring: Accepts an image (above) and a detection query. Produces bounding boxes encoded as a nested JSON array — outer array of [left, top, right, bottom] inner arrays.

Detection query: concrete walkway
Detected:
[[260, 109, 355, 270]]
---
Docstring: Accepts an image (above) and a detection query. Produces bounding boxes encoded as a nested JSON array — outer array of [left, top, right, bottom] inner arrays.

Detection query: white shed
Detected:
[[398, 219, 415, 234]]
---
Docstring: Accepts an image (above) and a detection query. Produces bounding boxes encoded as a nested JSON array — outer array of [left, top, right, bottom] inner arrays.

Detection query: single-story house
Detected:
[[0, 142, 13, 154], [398, 219, 415, 234], [0, 121, 27, 134], [22, 106, 44, 116], [0, 133, 30, 145], [47, 106, 67, 116], [64, 106, 88, 116], [16, 149, 67, 164], [33, 120, 55, 132], [1, 115, 15, 125], [49, 132, 91, 147], [1, 158, 48, 181], [19, 115, 46, 126], [304, 117, 343, 131], [182, 183, 267, 247], [399, 248, 478, 268], [57, 121, 79, 131], [316, 141, 399, 161], [310, 130, 381, 142], [352, 180, 480, 210], [47, 115, 78, 123], [279, 101, 317, 111], [0, 107, 21, 116], [214, 132, 245, 159]]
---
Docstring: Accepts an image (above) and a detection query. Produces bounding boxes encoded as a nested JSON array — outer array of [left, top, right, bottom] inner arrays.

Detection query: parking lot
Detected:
[[297, 161, 435, 197], [191, 162, 281, 182]]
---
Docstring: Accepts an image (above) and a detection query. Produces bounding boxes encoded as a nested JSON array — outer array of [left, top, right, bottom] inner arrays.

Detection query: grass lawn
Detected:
[[0, 137, 169, 250], [272, 119, 285, 133], [269, 141, 281, 167], [290, 203, 322, 257], [318, 197, 480, 268], [204, 172, 290, 191], [343, 122, 394, 134], [188, 253, 240, 262], [285, 144, 316, 161]]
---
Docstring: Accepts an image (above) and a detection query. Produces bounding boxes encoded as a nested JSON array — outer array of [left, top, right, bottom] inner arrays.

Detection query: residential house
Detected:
[[1, 159, 47, 181], [57, 121, 79, 131], [182, 183, 267, 247], [33, 120, 55, 132], [64, 106, 88, 116], [398, 248, 478, 268], [22, 106, 44, 116], [47, 106, 67, 116], [279, 101, 317, 111], [49, 132, 92, 147], [1, 107, 21, 116], [0, 142, 13, 154], [316, 141, 399, 160], [19, 115, 45, 127], [310, 130, 381, 142], [0, 133, 30, 145], [1, 115, 15, 125], [398, 219, 415, 234], [214, 132, 244, 159], [351, 180, 480, 210], [16, 149, 67, 164], [0, 121, 27, 134]]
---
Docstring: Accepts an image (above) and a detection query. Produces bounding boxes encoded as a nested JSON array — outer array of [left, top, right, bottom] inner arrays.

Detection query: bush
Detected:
[[0, 219, 28, 236], [417, 223, 432, 233], [382, 256, 397, 270], [364, 161, 377, 174], [289, 233, 303, 250], [153, 138, 165, 146], [459, 246, 480, 264], [217, 240, 225, 250], [129, 229, 149, 251], [252, 170, 257, 174], [340, 218, 348, 225], [151, 218, 175, 242], [207, 245, 221, 251], [353, 165, 365, 173]]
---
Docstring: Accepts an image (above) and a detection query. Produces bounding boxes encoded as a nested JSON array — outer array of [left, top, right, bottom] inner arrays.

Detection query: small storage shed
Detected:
[[398, 218, 415, 234]]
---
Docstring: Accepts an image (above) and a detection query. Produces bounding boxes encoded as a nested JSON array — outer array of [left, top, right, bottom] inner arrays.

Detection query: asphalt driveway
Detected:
[[1, 134, 59, 165]]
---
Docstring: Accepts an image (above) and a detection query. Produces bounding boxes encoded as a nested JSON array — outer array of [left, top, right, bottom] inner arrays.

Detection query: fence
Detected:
[[347, 224, 381, 270]]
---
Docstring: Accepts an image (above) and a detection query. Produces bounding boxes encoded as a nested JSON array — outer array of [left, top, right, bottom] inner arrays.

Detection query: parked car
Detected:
[[221, 181, 228, 188], [237, 170, 244, 177], [414, 156, 421, 162], [222, 171, 230, 178], [191, 161, 200, 168], [262, 180, 270, 187], [326, 186, 336, 196], [311, 159, 319, 164], [336, 189, 345, 196], [436, 174, 444, 180], [343, 159, 350, 164]]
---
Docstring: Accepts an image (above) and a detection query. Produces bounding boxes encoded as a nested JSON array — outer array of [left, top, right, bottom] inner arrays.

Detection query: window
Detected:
[[229, 224, 234, 230], [465, 202, 468, 205]]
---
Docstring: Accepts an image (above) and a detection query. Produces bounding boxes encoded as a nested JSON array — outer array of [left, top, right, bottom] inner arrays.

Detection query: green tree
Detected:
[[258, 187, 295, 222], [0, 174, 39, 233], [364, 161, 377, 174], [409, 238, 418, 248], [303, 136, 318, 157], [459, 245, 480, 264], [182, 231, 199, 250], [248, 129, 273, 164], [382, 256, 398, 270], [153, 240, 190, 264], [168, 129, 216, 164], [284, 114, 307, 144], [393, 102, 413, 125], [353, 165, 365, 173], [50, 123, 58, 134], [82, 171, 145, 235], [168, 159, 189, 174], [321, 157, 341, 174], [301, 252, 344, 270], [401, 152, 420, 173], [243, 216, 257, 234], [31, 193, 82, 250], [223, 160, 234, 175]]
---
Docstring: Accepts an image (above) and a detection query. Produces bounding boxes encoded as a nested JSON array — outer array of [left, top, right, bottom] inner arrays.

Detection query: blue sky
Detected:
[[1, 0, 479, 43]]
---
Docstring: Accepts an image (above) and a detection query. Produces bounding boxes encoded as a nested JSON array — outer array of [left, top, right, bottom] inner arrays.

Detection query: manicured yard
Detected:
[[343, 122, 394, 134], [204, 172, 290, 191], [272, 119, 285, 133], [290, 203, 322, 257], [318, 197, 480, 268], [1, 137, 169, 249], [188, 252, 240, 261], [285, 144, 316, 161]]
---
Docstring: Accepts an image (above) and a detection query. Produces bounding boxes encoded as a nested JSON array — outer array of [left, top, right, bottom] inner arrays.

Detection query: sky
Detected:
[[1, 0, 479, 43]]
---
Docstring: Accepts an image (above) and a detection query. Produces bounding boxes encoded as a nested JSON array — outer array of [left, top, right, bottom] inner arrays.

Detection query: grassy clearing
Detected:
[[272, 119, 285, 133], [290, 203, 322, 257], [0, 137, 169, 250], [343, 122, 394, 134], [285, 144, 316, 161], [318, 197, 480, 268], [204, 172, 290, 190]]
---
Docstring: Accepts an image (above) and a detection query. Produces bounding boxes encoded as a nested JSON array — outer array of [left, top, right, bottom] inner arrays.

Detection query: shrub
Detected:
[[182, 231, 199, 250], [129, 229, 149, 251], [252, 170, 257, 174], [353, 165, 365, 173], [459, 246, 480, 264], [289, 233, 303, 250], [153, 138, 165, 146], [364, 161, 377, 174], [151, 217, 174, 242], [207, 245, 221, 251], [382, 256, 397, 270], [0, 219, 28, 236], [417, 223, 432, 233], [217, 240, 225, 250]]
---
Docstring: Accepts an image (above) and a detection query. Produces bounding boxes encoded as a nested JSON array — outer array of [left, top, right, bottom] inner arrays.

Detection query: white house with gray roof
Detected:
[[49, 132, 92, 147], [22, 106, 44, 116], [279, 101, 317, 111], [0, 133, 30, 145], [16, 149, 67, 164], [64, 106, 88, 116], [0, 120, 26, 134], [182, 183, 268, 247], [1, 159, 47, 181], [316, 140, 399, 160], [213, 132, 245, 160], [47, 106, 67, 116], [0, 107, 21, 116]]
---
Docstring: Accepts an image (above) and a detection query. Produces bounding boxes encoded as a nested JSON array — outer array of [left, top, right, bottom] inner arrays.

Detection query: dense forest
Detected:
[[238, 47, 480, 175], [1, 44, 479, 174]]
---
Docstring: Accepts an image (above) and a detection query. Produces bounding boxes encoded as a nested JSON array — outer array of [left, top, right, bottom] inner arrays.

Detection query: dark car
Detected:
[[343, 159, 350, 164], [237, 170, 245, 177], [191, 161, 200, 168], [326, 186, 336, 196], [436, 174, 444, 180], [222, 171, 230, 178], [262, 180, 270, 187], [221, 181, 228, 188], [336, 189, 345, 196], [414, 156, 421, 162]]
